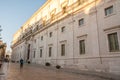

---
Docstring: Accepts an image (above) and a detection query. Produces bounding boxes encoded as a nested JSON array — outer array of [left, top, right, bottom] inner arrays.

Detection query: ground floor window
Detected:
[[61, 44, 65, 56], [49, 47, 52, 57], [108, 32, 119, 52], [79, 40, 85, 54], [40, 49, 42, 57], [33, 51, 36, 58]]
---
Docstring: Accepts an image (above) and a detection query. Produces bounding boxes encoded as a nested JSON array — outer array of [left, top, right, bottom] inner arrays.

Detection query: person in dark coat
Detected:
[[20, 58, 24, 68]]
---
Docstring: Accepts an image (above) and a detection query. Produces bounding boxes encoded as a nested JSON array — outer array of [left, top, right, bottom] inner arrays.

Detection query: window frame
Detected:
[[49, 47, 52, 57], [79, 39, 85, 54], [40, 49, 42, 58], [61, 26, 65, 32], [41, 36, 43, 41], [49, 32, 52, 38], [78, 18, 84, 27], [105, 5, 113, 16], [33, 51, 36, 58], [61, 44, 65, 56], [77, 34, 87, 56], [104, 26, 120, 54], [108, 32, 120, 52]]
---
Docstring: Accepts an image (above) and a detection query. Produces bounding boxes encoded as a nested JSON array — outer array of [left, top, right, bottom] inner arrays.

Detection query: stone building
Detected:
[[11, 0, 120, 75], [0, 40, 6, 60]]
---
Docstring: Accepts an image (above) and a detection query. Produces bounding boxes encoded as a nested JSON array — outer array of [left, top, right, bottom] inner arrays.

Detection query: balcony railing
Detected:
[[12, 0, 93, 47]]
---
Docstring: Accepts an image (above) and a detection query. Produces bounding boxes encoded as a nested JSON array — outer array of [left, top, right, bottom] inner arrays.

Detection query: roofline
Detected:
[[22, 0, 51, 28]]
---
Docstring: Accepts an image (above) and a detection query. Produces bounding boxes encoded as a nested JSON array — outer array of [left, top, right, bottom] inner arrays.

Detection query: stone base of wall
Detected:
[[34, 57, 120, 75]]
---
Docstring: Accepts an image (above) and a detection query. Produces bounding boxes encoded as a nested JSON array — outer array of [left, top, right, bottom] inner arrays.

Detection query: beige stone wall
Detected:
[[11, 0, 120, 75]]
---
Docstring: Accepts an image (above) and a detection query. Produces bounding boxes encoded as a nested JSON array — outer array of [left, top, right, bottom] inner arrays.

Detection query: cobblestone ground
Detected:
[[0, 63, 111, 80]]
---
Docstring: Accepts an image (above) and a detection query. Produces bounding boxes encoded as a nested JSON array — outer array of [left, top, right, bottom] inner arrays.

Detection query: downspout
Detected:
[[95, 0, 102, 64]]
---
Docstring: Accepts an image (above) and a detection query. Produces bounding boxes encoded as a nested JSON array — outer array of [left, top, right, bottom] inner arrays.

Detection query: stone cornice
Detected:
[[12, 0, 100, 47], [22, 0, 51, 28]]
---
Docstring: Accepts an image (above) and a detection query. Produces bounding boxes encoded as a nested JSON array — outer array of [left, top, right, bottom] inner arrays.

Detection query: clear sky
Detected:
[[0, 0, 46, 51]]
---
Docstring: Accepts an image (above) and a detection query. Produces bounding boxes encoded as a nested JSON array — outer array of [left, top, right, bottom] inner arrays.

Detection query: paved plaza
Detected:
[[0, 63, 119, 80]]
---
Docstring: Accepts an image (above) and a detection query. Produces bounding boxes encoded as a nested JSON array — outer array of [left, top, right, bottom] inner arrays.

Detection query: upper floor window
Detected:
[[49, 47, 52, 57], [62, 6, 67, 14], [51, 14, 55, 21], [36, 25, 39, 30], [42, 16, 46, 26], [61, 26, 65, 32], [43, 20, 46, 26], [78, 18, 84, 26], [105, 6, 113, 16], [49, 32, 52, 37], [61, 1, 68, 14], [50, 9, 56, 21], [108, 32, 119, 52], [41, 36, 43, 41]]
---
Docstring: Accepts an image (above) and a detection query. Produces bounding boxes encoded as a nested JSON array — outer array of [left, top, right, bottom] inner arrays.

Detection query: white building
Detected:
[[11, 0, 120, 75]]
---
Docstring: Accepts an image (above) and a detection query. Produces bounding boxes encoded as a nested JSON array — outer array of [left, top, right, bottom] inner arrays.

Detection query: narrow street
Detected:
[[0, 63, 117, 80]]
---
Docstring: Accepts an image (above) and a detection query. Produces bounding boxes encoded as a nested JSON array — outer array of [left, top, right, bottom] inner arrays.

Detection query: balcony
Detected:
[[12, 0, 93, 47]]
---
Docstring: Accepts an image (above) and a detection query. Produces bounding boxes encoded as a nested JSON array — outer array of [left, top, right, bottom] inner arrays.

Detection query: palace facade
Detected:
[[11, 0, 120, 75]]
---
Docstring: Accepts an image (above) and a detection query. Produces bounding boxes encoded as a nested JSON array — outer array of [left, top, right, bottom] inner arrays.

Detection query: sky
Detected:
[[0, 0, 46, 51]]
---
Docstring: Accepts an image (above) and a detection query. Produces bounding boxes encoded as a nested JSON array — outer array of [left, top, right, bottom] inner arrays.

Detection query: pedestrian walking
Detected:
[[20, 58, 24, 69], [0, 60, 2, 68]]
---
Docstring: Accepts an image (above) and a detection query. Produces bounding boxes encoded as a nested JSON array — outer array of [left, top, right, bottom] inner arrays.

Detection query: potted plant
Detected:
[[45, 62, 51, 66], [56, 65, 61, 69]]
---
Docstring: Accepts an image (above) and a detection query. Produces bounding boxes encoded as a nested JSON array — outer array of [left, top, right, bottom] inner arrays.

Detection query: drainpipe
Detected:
[[95, 0, 102, 64]]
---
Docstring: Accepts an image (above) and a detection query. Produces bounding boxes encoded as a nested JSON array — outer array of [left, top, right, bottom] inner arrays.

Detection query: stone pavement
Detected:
[[0, 63, 119, 80]]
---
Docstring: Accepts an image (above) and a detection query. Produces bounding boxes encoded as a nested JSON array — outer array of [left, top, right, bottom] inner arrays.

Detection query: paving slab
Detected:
[[0, 63, 119, 80]]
